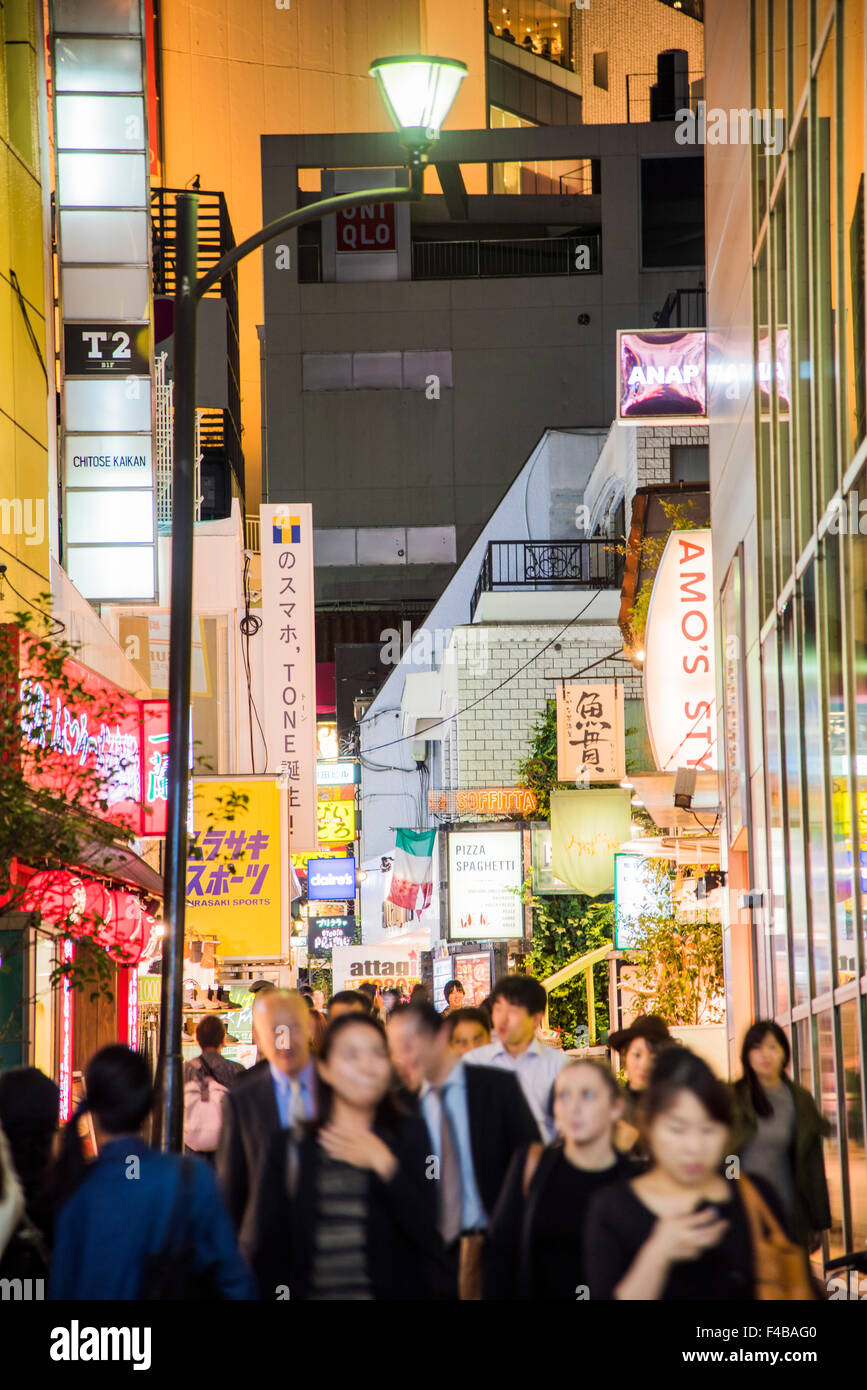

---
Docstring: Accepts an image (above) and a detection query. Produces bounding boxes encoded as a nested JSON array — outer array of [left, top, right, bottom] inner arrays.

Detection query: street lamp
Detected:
[[369, 55, 467, 179], [153, 57, 465, 1150]]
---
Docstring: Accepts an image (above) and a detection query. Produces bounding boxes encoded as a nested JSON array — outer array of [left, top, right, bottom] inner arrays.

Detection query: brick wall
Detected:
[[449, 623, 641, 787], [576, 0, 705, 125]]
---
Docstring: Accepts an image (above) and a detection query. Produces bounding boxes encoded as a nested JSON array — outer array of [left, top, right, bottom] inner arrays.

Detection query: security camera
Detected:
[[673, 766, 697, 810]]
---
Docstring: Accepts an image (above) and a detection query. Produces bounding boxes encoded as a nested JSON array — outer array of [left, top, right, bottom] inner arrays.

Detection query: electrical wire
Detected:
[[0, 563, 65, 635], [360, 588, 608, 757], [239, 551, 267, 771], [9, 270, 48, 387]]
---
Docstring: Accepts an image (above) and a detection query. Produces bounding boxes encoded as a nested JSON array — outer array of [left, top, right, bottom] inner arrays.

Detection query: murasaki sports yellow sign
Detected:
[[185, 777, 287, 956]]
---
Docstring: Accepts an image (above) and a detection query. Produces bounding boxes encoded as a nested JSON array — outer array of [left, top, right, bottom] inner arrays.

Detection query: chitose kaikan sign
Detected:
[[643, 529, 717, 773]]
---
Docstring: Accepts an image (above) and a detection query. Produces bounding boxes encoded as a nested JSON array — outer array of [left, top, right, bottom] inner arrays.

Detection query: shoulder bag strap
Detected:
[[739, 1175, 785, 1242], [521, 1142, 545, 1199]]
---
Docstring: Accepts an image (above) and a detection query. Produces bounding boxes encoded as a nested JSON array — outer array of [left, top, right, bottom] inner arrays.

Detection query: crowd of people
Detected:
[[0, 975, 832, 1301]]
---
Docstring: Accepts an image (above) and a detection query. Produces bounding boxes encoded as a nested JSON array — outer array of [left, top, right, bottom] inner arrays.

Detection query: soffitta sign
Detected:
[[260, 504, 318, 851], [643, 529, 718, 773]]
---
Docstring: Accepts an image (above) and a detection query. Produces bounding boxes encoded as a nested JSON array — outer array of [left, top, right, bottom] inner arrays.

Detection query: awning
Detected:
[[617, 834, 720, 867], [72, 838, 162, 897]]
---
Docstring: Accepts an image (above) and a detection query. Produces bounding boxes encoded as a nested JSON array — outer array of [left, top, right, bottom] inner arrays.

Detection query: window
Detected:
[[671, 445, 709, 483], [640, 157, 705, 269], [3, 0, 37, 168], [592, 52, 608, 91]]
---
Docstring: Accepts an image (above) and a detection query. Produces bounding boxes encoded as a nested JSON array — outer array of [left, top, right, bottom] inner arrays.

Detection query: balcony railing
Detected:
[[470, 540, 623, 619], [654, 286, 706, 328], [412, 233, 601, 280]]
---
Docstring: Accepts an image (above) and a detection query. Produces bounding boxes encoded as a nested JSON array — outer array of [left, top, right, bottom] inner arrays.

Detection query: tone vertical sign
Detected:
[[260, 504, 317, 850]]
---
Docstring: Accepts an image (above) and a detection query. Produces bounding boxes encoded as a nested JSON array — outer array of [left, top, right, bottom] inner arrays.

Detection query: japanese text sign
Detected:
[[555, 684, 625, 784], [185, 777, 286, 956], [260, 504, 317, 850]]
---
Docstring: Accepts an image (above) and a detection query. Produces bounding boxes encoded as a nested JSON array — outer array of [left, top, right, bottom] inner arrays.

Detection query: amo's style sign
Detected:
[[643, 529, 717, 773]]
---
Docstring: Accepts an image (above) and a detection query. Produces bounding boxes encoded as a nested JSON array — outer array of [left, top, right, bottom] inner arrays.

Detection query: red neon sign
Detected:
[[8, 629, 170, 836]]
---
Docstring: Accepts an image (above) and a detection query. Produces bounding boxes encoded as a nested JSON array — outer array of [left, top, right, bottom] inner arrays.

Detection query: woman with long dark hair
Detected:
[[583, 1047, 802, 1300], [251, 1012, 443, 1300], [48, 1045, 255, 1299], [730, 1020, 830, 1249]]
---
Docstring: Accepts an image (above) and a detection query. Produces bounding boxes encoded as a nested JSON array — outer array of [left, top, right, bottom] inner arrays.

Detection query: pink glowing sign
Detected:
[[618, 330, 707, 420]]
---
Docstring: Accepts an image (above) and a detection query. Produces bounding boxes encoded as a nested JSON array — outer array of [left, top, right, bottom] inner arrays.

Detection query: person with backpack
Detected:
[[48, 1045, 256, 1300], [184, 1015, 246, 1161]]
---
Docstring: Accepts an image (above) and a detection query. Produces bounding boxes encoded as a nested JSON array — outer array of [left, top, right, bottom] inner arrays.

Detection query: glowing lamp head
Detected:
[[369, 55, 467, 161]]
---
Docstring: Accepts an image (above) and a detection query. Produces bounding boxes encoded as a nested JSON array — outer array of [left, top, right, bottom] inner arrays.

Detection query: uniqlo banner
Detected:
[[260, 504, 317, 851]]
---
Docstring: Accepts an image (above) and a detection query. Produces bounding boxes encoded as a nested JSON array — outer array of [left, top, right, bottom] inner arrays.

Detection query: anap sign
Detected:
[[643, 529, 717, 773]]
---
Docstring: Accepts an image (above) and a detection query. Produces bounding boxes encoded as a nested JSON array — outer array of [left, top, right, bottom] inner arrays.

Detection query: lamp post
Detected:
[[153, 57, 466, 1150]]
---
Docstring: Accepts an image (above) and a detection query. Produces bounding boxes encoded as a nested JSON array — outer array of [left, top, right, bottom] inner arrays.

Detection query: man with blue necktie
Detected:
[[217, 989, 316, 1257]]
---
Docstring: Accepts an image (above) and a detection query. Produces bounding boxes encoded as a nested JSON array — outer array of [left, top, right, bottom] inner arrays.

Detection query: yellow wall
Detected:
[[0, 0, 50, 620], [159, 0, 488, 514]]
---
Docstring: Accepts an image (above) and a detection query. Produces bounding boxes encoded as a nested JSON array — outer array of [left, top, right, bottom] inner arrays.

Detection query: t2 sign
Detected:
[[335, 203, 396, 251], [64, 324, 150, 376]]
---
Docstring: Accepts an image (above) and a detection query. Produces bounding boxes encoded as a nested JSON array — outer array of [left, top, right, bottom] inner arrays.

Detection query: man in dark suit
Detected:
[[216, 988, 316, 1257], [395, 1003, 540, 1298]]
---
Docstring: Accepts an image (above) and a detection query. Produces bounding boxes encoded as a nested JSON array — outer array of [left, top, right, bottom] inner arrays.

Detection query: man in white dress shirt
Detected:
[[463, 975, 569, 1141]]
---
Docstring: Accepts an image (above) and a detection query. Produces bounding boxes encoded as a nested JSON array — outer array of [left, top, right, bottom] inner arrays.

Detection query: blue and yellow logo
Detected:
[[273, 514, 301, 544]]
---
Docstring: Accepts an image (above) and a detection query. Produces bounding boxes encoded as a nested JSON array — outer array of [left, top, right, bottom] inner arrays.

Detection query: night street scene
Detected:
[[0, 0, 865, 1367]]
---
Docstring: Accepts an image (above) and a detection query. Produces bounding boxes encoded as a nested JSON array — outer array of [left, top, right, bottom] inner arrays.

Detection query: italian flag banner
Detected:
[[387, 829, 437, 911]]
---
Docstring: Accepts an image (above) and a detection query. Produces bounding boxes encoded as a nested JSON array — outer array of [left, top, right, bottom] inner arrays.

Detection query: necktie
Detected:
[[289, 1077, 306, 1135], [432, 1084, 463, 1246]]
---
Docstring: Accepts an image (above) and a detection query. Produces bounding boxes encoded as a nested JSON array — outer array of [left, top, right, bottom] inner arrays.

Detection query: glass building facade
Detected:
[[710, 0, 866, 1260]]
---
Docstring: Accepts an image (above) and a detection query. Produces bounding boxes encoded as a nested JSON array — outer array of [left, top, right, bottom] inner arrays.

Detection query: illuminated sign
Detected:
[[307, 917, 361, 954], [260, 503, 318, 850], [448, 831, 523, 941], [317, 761, 360, 786], [316, 790, 356, 846], [643, 530, 718, 773], [12, 629, 169, 835], [556, 684, 625, 783], [63, 323, 150, 375], [614, 853, 673, 950], [307, 857, 356, 901], [429, 788, 538, 815], [618, 329, 707, 421], [335, 202, 397, 251], [331, 943, 421, 993], [52, 0, 155, 602]]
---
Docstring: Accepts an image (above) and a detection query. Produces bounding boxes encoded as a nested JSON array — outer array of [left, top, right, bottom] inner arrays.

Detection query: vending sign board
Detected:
[[448, 831, 524, 941]]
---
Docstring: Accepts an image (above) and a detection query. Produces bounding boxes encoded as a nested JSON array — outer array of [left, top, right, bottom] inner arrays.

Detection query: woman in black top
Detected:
[[585, 1047, 781, 1301], [485, 1059, 637, 1300], [251, 1013, 443, 1300]]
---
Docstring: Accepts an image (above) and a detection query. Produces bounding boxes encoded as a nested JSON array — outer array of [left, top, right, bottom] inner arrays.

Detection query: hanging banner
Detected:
[[556, 684, 625, 783], [643, 529, 718, 773], [550, 789, 632, 896], [260, 504, 318, 851], [448, 830, 523, 941], [185, 777, 287, 957]]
